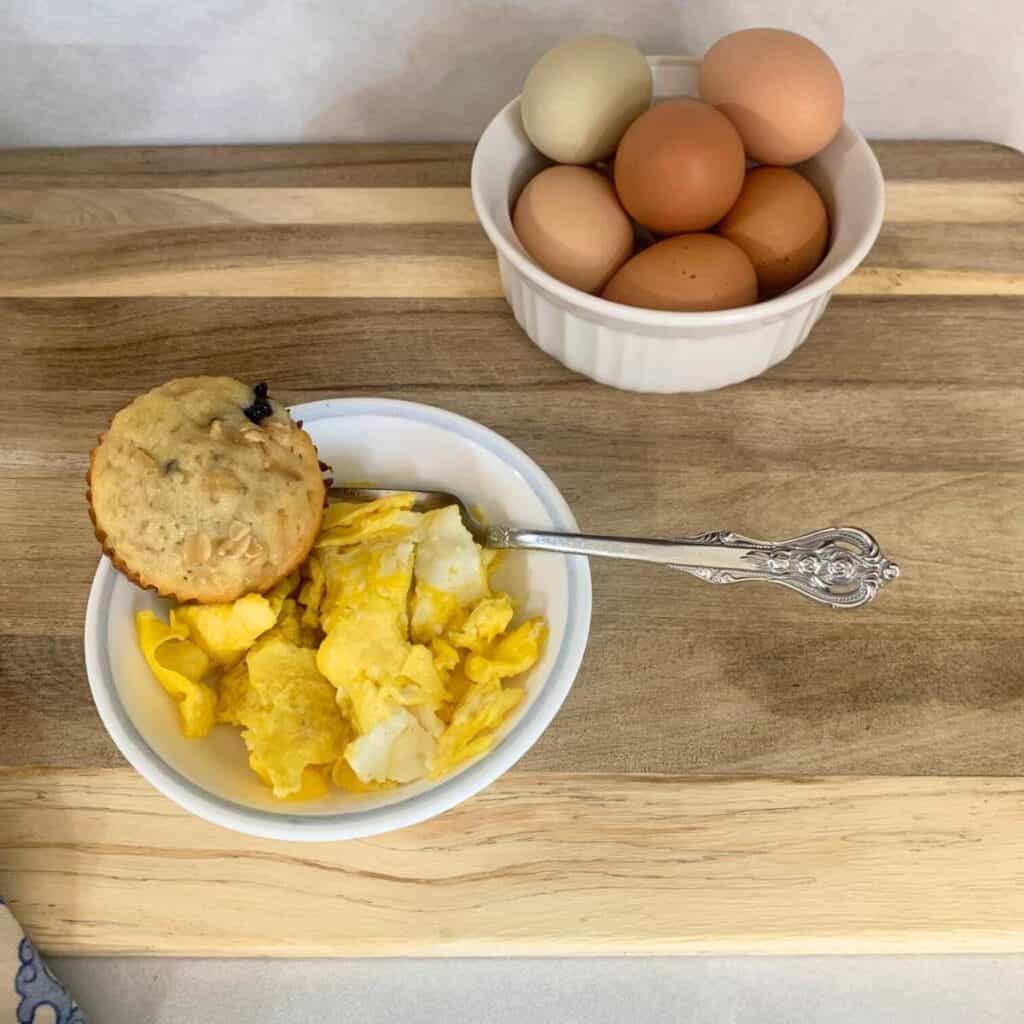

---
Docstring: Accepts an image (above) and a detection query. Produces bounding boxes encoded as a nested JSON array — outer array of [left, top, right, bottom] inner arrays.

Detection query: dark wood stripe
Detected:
[[869, 222, 1024, 273], [871, 140, 1024, 182], [0, 142, 1019, 188], [0, 144, 474, 188], [2, 296, 1023, 390], [6, 621, 1023, 776], [5, 384, 1024, 473], [0, 635, 122, 768], [3, 461, 1020, 631]]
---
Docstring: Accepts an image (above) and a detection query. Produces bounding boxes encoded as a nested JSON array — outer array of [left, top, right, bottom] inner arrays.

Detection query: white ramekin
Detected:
[[471, 56, 885, 393]]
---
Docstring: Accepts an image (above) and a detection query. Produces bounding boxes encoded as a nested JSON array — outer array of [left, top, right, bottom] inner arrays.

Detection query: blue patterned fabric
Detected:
[[1, 902, 86, 1023]]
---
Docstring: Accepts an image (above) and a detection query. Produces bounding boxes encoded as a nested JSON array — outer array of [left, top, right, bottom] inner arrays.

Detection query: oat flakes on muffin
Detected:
[[88, 376, 326, 604]]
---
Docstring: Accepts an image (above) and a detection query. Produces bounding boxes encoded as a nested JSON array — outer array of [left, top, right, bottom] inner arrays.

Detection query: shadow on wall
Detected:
[[306, 1, 687, 142]]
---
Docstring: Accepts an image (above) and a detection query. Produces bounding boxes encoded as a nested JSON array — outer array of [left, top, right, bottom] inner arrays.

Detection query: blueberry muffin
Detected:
[[88, 377, 326, 603]]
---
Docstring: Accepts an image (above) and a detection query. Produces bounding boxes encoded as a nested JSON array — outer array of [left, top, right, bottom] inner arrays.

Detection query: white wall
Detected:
[[1, 0, 1021, 150]]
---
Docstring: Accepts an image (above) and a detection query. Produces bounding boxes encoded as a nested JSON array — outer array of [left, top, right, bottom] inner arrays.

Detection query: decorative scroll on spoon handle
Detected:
[[662, 526, 900, 608], [487, 525, 900, 609]]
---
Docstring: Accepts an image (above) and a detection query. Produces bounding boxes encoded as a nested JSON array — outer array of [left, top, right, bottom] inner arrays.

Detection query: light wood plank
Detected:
[[4, 769, 1024, 956], [0, 213, 1019, 295], [1, 258, 1022, 299], [884, 181, 1024, 223], [841, 268, 1024, 296], [0, 257, 504, 299], [0, 181, 1018, 227], [0, 187, 479, 226]]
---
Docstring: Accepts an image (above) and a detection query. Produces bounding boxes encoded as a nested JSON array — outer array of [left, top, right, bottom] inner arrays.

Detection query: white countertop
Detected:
[[52, 956, 1024, 1022]]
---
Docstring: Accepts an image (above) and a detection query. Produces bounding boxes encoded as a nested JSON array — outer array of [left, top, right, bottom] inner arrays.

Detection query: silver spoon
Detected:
[[331, 487, 900, 609]]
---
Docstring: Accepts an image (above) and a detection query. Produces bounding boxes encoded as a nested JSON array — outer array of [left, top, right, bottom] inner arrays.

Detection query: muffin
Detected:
[[88, 377, 326, 603]]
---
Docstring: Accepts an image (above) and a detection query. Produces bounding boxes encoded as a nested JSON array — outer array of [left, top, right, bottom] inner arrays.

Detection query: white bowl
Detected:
[[84, 398, 592, 842], [471, 56, 885, 393]]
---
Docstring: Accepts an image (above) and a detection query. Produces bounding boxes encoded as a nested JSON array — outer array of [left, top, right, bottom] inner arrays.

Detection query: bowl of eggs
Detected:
[[471, 31, 885, 393]]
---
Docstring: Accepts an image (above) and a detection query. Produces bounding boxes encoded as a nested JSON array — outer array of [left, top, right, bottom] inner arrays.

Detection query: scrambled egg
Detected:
[[135, 494, 546, 799], [410, 506, 489, 641], [136, 610, 216, 738], [225, 637, 348, 799], [171, 593, 277, 667]]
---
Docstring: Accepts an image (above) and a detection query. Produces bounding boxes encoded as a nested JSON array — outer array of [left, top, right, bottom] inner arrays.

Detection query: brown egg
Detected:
[[513, 165, 634, 293], [718, 167, 829, 298], [699, 28, 844, 165], [601, 234, 757, 312], [613, 98, 746, 235]]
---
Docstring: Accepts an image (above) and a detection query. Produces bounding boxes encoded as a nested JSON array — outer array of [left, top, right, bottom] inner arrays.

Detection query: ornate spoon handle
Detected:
[[485, 524, 899, 609]]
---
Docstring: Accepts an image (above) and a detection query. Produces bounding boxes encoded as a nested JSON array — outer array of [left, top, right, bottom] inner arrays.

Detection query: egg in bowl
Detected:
[[137, 491, 547, 799]]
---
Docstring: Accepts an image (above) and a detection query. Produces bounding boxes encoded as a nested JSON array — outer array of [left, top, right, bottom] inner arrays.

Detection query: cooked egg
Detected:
[[136, 610, 216, 738], [139, 493, 546, 794], [237, 638, 348, 798], [318, 536, 415, 634], [410, 505, 489, 640], [345, 707, 437, 784], [171, 592, 277, 667]]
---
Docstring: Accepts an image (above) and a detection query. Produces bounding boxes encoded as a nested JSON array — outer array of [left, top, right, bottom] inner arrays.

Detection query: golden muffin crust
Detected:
[[88, 376, 326, 603]]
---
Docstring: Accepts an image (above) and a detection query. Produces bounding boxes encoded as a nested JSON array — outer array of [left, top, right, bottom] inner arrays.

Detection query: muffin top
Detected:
[[88, 377, 326, 603]]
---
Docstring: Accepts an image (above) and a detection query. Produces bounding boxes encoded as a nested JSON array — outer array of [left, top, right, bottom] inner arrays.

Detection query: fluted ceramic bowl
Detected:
[[471, 55, 884, 393]]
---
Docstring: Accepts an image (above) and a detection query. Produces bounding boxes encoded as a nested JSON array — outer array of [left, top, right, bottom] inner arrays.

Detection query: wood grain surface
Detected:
[[1, 141, 1023, 955], [5, 770, 1024, 956]]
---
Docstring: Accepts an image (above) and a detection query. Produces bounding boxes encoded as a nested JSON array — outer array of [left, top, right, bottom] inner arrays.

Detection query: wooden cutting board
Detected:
[[1, 141, 1023, 956]]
